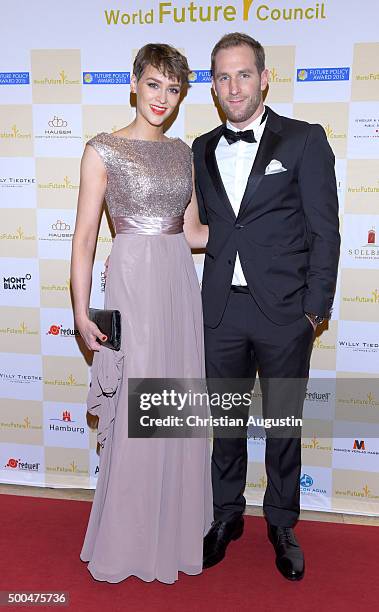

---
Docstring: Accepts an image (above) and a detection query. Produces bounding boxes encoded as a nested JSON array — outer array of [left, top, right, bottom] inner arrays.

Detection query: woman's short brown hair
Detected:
[[133, 43, 190, 86], [211, 32, 265, 76]]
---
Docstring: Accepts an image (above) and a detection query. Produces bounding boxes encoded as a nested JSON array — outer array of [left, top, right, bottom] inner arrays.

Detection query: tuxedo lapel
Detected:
[[204, 127, 236, 221], [237, 109, 283, 220]]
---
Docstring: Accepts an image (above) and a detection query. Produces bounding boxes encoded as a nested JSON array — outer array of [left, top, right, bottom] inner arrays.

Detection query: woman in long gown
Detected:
[[70, 44, 213, 584]]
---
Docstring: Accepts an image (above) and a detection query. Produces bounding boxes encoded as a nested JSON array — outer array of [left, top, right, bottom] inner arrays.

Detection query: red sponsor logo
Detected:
[[368, 228, 376, 245]]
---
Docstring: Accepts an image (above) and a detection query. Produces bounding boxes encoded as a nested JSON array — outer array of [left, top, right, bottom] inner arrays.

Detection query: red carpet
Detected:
[[0, 494, 378, 611]]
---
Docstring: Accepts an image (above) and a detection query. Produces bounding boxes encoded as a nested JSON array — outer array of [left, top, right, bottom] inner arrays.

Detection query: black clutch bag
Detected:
[[88, 308, 121, 351]]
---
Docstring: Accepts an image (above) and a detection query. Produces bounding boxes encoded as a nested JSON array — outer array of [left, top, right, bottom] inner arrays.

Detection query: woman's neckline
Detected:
[[105, 132, 180, 144]]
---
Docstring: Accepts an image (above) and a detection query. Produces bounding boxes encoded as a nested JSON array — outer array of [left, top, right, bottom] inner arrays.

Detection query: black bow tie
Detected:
[[222, 108, 269, 145], [222, 127, 256, 145]]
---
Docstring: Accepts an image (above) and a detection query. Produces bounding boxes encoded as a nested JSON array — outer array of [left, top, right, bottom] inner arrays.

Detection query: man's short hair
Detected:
[[211, 32, 265, 76]]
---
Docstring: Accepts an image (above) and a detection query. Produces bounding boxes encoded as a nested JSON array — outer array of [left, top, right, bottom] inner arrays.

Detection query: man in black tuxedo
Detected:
[[192, 33, 340, 580]]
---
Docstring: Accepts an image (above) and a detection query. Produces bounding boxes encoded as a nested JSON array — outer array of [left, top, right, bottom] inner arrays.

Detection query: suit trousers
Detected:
[[204, 288, 315, 527]]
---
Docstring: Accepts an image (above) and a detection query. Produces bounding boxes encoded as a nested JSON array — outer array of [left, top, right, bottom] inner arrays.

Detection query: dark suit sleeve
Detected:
[[298, 124, 340, 318], [192, 138, 208, 225]]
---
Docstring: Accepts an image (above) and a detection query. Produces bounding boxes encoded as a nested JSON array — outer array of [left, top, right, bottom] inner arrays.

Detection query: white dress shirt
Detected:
[[215, 106, 267, 286]]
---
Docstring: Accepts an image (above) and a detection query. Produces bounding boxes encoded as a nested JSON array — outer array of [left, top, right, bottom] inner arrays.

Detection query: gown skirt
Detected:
[[80, 230, 213, 584]]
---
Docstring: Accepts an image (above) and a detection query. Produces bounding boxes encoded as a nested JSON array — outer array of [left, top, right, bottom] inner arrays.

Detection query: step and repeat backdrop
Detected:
[[0, 0, 378, 514]]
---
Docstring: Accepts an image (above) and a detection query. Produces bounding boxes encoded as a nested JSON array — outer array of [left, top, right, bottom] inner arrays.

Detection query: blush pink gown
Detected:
[[79, 132, 213, 584]]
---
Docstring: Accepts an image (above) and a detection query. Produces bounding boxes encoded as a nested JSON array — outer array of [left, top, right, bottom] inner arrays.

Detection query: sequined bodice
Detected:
[[86, 132, 193, 219]]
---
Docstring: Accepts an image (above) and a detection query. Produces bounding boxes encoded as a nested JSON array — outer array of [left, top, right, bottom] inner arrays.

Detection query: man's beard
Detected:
[[220, 93, 261, 124]]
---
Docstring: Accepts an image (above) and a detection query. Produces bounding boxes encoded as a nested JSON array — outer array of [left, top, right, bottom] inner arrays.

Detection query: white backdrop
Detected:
[[0, 0, 378, 515]]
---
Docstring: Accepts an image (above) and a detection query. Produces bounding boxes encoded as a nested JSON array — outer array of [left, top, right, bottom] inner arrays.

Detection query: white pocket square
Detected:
[[264, 159, 287, 175]]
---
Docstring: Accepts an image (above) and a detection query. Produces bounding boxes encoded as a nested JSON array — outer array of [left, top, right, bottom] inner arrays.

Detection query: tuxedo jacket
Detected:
[[192, 106, 340, 328]]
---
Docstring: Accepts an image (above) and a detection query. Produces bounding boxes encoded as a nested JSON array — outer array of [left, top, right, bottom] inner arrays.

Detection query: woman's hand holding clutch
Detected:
[[76, 314, 108, 352]]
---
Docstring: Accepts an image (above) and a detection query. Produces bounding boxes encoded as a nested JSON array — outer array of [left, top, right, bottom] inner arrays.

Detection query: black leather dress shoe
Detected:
[[203, 516, 244, 569], [268, 524, 305, 581]]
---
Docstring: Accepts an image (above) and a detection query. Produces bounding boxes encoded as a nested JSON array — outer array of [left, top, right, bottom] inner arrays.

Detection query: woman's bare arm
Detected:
[[70, 144, 108, 350], [183, 163, 209, 249]]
